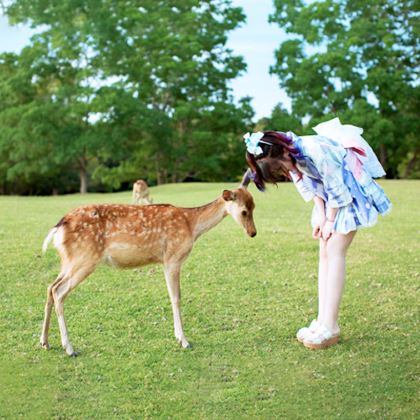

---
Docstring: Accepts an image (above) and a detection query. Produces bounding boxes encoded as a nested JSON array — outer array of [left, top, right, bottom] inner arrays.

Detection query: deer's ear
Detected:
[[222, 190, 236, 201]]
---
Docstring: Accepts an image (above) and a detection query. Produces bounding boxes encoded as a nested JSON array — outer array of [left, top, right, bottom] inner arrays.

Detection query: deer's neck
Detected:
[[187, 198, 227, 240]]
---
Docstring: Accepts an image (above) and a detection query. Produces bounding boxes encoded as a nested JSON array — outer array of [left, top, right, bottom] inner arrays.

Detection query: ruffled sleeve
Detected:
[[302, 137, 353, 208], [290, 171, 314, 202]]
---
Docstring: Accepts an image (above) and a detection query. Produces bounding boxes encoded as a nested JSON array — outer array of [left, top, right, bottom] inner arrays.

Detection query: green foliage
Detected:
[[0, 36, 103, 193], [0, 0, 252, 194], [269, 0, 420, 178], [256, 104, 303, 134], [0, 181, 418, 417]]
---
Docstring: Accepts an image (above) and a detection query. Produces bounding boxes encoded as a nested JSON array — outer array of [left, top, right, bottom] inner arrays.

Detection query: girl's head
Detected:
[[245, 131, 300, 191]]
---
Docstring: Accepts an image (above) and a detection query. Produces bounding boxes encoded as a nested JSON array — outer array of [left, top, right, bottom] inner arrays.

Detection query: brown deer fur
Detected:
[[41, 188, 256, 356]]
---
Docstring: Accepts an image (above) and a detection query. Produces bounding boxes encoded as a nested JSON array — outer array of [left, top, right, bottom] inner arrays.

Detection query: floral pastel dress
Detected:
[[288, 133, 392, 234]]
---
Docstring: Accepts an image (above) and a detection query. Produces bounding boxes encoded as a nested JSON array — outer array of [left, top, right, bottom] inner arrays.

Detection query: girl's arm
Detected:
[[305, 140, 352, 209], [303, 140, 350, 240], [314, 196, 326, 218], [312, 196, 326, 239], [322, 207, 338, 240], [326, 207, 338, 222]]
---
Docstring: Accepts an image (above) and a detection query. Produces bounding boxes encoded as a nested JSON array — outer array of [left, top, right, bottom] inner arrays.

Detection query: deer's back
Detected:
[[57, 204, 194, 268]]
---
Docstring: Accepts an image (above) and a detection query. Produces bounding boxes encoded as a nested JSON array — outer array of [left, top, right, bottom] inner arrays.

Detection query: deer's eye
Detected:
[[241, 210, 248, 217]]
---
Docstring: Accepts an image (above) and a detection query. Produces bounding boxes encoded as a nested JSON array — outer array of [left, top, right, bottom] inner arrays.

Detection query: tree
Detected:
[[2, 0, 252, 193], [0, 36, 106, 193], [256, 104, 303, 134], [0, 51, 73, 194], [269, 0, 420, 177]]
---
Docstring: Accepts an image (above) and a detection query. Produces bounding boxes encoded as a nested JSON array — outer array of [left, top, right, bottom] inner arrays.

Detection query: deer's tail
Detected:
[[42, 227, 58, 254]]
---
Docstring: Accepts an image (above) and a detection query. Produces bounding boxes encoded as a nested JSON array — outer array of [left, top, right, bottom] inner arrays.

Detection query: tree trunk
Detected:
[[79, 157, 88, 193], [79, 168, 88, 193], [403, 151, 419, 178], [157, 170, 167, 185], [379, 144, 387, 168], [155, 153, 167, 185]]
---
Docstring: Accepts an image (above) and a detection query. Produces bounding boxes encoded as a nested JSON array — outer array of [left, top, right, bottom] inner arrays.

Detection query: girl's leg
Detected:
[[297, 238, 328, 342], [322, 231, 356, 333], [317, 238, 328, 324]]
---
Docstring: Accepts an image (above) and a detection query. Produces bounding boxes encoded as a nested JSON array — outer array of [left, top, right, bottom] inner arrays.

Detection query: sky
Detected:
[[227, 0, 291, 118], [0, 1, 291, 119]]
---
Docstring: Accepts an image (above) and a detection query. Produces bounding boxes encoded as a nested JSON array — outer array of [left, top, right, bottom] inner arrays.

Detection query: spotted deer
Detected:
[[41, 187, 256, 356], [132, 179, 152, 205]]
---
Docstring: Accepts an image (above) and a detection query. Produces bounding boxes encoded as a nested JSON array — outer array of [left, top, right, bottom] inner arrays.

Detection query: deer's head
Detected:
[[222, 188, 257, 237]]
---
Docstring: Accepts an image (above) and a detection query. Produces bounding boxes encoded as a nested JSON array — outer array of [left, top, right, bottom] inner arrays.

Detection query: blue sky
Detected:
[[0, 1, 290, 119], [228, 0, 291, 118]]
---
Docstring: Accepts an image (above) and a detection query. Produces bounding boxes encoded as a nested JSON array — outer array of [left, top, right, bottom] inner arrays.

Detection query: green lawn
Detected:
[[0, 181, 418, 418]]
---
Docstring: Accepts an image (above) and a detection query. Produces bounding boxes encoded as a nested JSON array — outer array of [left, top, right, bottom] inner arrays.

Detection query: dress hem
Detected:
[[331, 204, 392, 235]]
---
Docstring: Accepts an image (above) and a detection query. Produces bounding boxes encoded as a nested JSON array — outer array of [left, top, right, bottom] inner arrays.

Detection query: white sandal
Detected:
[[296, 319, 319, 343], [303, 324, 339, 349]]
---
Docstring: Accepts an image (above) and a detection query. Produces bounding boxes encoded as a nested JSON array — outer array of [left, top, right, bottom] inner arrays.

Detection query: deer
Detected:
[[41, 186, 256, 356], [132, 179, 152, 205]]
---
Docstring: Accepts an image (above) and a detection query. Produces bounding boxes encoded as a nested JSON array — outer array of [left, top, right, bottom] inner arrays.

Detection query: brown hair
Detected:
[[245, 131, 301, 191]]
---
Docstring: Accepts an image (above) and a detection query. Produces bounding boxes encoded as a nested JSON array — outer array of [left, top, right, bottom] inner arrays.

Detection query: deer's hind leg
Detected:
[[40, 272, 65, 349], [51, 263, 97, 356]]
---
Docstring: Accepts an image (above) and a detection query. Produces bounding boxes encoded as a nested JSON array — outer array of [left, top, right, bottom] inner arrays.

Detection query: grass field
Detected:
[[0, 181, 418, 418]]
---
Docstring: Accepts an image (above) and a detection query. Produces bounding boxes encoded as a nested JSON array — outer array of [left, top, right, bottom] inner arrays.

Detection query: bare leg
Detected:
[[163, 263, 190, 348], [40, 273, 64, 349], [322, 231, 356, 333], [317, 239, 328, 324], [52, 265, 95, 356]]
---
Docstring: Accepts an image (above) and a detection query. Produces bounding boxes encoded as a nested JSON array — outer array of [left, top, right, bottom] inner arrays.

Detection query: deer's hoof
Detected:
[[40, 342, 50, 350], [182, 342, 192, 349], [69, 351, 78, 358]]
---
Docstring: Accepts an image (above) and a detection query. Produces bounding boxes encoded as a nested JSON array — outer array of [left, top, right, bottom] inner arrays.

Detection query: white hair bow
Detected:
[[243, 132, 265, 156]]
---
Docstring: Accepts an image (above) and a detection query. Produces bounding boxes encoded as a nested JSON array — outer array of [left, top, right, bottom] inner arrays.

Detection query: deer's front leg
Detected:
[[163, 262, 191, 349]]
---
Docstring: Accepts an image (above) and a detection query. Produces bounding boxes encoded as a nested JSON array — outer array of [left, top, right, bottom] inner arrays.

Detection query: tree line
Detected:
[[0, 0, 418, 195]]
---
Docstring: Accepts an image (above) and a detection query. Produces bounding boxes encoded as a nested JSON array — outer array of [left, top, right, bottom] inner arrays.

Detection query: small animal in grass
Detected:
[[41, 187, 257, 356], [132, 179, 152, 205]]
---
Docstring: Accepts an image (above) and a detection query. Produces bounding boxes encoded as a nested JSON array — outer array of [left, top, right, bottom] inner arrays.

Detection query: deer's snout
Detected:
[[246, 223, 257, 237], [244, 216, 257, 238]]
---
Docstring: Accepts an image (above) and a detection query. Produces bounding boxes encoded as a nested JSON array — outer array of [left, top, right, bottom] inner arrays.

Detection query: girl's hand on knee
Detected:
[[321, 220, 334, 240], [312, 224, 322, 239], [312, 215, 326, 239]]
